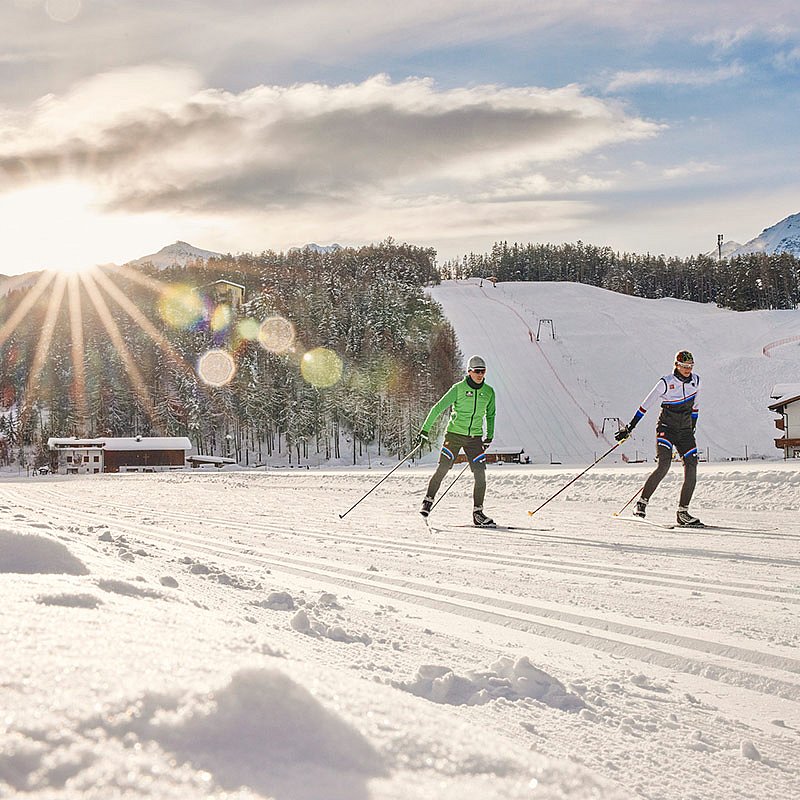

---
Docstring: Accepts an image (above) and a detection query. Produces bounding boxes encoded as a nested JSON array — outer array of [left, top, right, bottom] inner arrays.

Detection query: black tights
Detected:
[[641, 447, 697, 507]]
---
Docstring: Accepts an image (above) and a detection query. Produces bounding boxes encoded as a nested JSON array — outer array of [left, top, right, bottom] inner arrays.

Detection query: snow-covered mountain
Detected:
[[125, 241, 222, 270], [430, 279, 800, 463], [0, 269, 44, 297], [291, 242, 343, 254], [729, 212, 800, 258]]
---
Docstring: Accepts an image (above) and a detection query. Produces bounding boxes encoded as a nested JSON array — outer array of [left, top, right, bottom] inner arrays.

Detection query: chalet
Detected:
[[48, 436, 192, 474], [768, 384, 800, 459], [203, 279, 245, 310]]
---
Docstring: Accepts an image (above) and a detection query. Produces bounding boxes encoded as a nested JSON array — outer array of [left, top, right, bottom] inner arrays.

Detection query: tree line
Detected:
[[0, 241, 460, 468], [441, 241, 800, 311]]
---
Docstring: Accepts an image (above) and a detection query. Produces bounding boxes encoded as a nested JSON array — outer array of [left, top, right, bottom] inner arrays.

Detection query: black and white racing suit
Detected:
[[629, 370, 700, 507]]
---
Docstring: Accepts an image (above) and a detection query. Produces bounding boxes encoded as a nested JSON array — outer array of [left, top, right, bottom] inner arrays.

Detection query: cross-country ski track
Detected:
[[3, 464, 800, 799]]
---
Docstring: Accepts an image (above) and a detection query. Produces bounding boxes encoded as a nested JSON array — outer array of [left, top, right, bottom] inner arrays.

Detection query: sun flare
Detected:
[[0, 180, 187, 274]]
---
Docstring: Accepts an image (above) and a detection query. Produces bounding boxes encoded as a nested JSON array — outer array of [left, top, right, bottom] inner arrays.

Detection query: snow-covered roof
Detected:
[[48, 437, 192, 451], [770, 383, 800, 400], [210, 279, 245, 291], [186, 455, 236, 464]]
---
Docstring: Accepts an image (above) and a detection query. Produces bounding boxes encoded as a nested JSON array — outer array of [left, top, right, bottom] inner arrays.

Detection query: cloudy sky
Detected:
[[1, 0, 799, 273]]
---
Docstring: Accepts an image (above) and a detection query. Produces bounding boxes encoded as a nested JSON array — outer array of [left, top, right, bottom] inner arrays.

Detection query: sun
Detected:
[[0, 180, 181, 274]]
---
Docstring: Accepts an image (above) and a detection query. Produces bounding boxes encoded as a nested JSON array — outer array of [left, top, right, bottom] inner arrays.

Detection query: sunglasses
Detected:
[[675, 362, 694, 369], [470, 368, 486, 374]]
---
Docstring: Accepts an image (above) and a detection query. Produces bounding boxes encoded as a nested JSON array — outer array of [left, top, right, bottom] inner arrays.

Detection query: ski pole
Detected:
[[612, 483, 644, 517], [430, 461, 471, 512], [528, 440, 624, 517], [338, 443, 422, 519]]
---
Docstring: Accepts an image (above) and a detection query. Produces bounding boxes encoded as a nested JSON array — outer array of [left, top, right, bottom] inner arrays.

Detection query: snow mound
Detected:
[[0, 530, 88, 575], [35, 593, 102, 609], [96, 579, 164, 599], [85, 668, 386, 797], [397, 656, 585, 710]]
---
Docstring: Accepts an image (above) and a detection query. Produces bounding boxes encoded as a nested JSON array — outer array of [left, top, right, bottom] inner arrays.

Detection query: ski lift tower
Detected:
[[536, 319, 555, 341]]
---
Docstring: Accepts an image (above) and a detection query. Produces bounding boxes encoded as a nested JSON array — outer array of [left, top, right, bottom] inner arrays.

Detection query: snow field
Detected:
[[1, 464, 798, 799]]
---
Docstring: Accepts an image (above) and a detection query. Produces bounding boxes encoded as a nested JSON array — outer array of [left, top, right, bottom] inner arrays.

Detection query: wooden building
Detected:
[[48, 437, 192, 474], [768, 384, 800, 459]]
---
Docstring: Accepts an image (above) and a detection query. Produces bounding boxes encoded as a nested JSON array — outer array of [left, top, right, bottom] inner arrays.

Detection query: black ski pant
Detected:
[[641, 423, 698, 508], [425, 432, 487, 509]]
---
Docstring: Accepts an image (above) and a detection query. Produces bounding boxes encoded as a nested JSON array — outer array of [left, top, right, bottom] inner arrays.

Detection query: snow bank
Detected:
[[0, 530, 88, 575], [398, 656, 585, 710]]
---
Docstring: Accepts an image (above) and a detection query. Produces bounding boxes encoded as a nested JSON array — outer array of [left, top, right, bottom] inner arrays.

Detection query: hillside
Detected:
[[429, 279, 800, 463]]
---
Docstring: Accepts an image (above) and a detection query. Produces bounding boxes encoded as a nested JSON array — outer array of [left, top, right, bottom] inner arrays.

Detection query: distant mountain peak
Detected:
[[126, 241, 222, 270], [730, 212, 800, 258], [291, 243, 343, 254]]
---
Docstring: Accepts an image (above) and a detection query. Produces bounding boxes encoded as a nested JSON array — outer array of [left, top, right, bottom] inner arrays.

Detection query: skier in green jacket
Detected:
[[418, 355, 496, 527]]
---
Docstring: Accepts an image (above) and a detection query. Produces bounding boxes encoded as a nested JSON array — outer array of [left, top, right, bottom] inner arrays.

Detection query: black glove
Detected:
[[614, 425, 630, 442], [482, 438, 492, 450], [418, 430, 430, 446]]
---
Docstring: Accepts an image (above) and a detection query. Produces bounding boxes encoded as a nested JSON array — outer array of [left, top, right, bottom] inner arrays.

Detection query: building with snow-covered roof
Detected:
[[768, 385, 800, 459], [48, 437, 192, 474], [455, 446, 529, 464], [203, 279, 245, 310]]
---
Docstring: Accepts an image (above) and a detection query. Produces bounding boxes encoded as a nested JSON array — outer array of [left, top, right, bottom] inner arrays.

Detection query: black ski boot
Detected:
[[473, 508, 495, 528], [633, 498, 648, 518], [676, 507, 703, 527], [420, 497, 434, 518]]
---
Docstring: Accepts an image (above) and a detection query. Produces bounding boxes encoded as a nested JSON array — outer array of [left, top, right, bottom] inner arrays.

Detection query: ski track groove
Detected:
[[22, 485, 800, 605], [5, 487, 800, 704]]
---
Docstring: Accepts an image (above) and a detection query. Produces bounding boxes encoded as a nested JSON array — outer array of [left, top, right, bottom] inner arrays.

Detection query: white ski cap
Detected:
[[467, 355, 486, 370]]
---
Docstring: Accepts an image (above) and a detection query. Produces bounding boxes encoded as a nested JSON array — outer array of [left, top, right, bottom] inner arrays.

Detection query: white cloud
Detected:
[[606, 64, 745, 92], [0, 70, 660, 217], [661, 161, 720, 180], [773, 45, 800, 69]]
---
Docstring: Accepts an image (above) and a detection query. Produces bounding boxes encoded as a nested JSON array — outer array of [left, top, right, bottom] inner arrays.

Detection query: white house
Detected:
[[768, 384, 800, 459], [48, 437, 193, 474]]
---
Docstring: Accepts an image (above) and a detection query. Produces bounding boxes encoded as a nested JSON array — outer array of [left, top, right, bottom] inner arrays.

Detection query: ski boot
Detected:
[[676, 507, 703, 527], [633, 498, 648, 518], [473, 508, 496, 528], [420, 497, 434, 518]]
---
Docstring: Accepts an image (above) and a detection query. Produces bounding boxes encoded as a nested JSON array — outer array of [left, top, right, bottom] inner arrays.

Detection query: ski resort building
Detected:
[[768, 384, 800, 458], [47, 437, 192, 474], [203, 279, 245, 310], [454, 447, 528, 464]]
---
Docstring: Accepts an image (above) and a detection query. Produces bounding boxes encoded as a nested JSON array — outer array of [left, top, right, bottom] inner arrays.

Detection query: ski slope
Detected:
[[430, 279, 800, 463]]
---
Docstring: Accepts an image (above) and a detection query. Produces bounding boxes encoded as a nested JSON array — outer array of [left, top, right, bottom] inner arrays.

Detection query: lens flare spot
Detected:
[[210, 304, 233, 332], [300, 348, 342, 388], [197, 349, 236, 387], [237, 318, 261, 340], [159, 285, 205, 330], [45, 0, 82, 23], [258, 316, 296, 354]]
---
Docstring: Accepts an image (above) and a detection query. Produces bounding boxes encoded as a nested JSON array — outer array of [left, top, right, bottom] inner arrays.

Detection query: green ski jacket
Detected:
[[421, 377, 496, 439]]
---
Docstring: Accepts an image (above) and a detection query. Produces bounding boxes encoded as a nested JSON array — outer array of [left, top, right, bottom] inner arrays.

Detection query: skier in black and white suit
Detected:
[[615, 350, 702, 526]]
